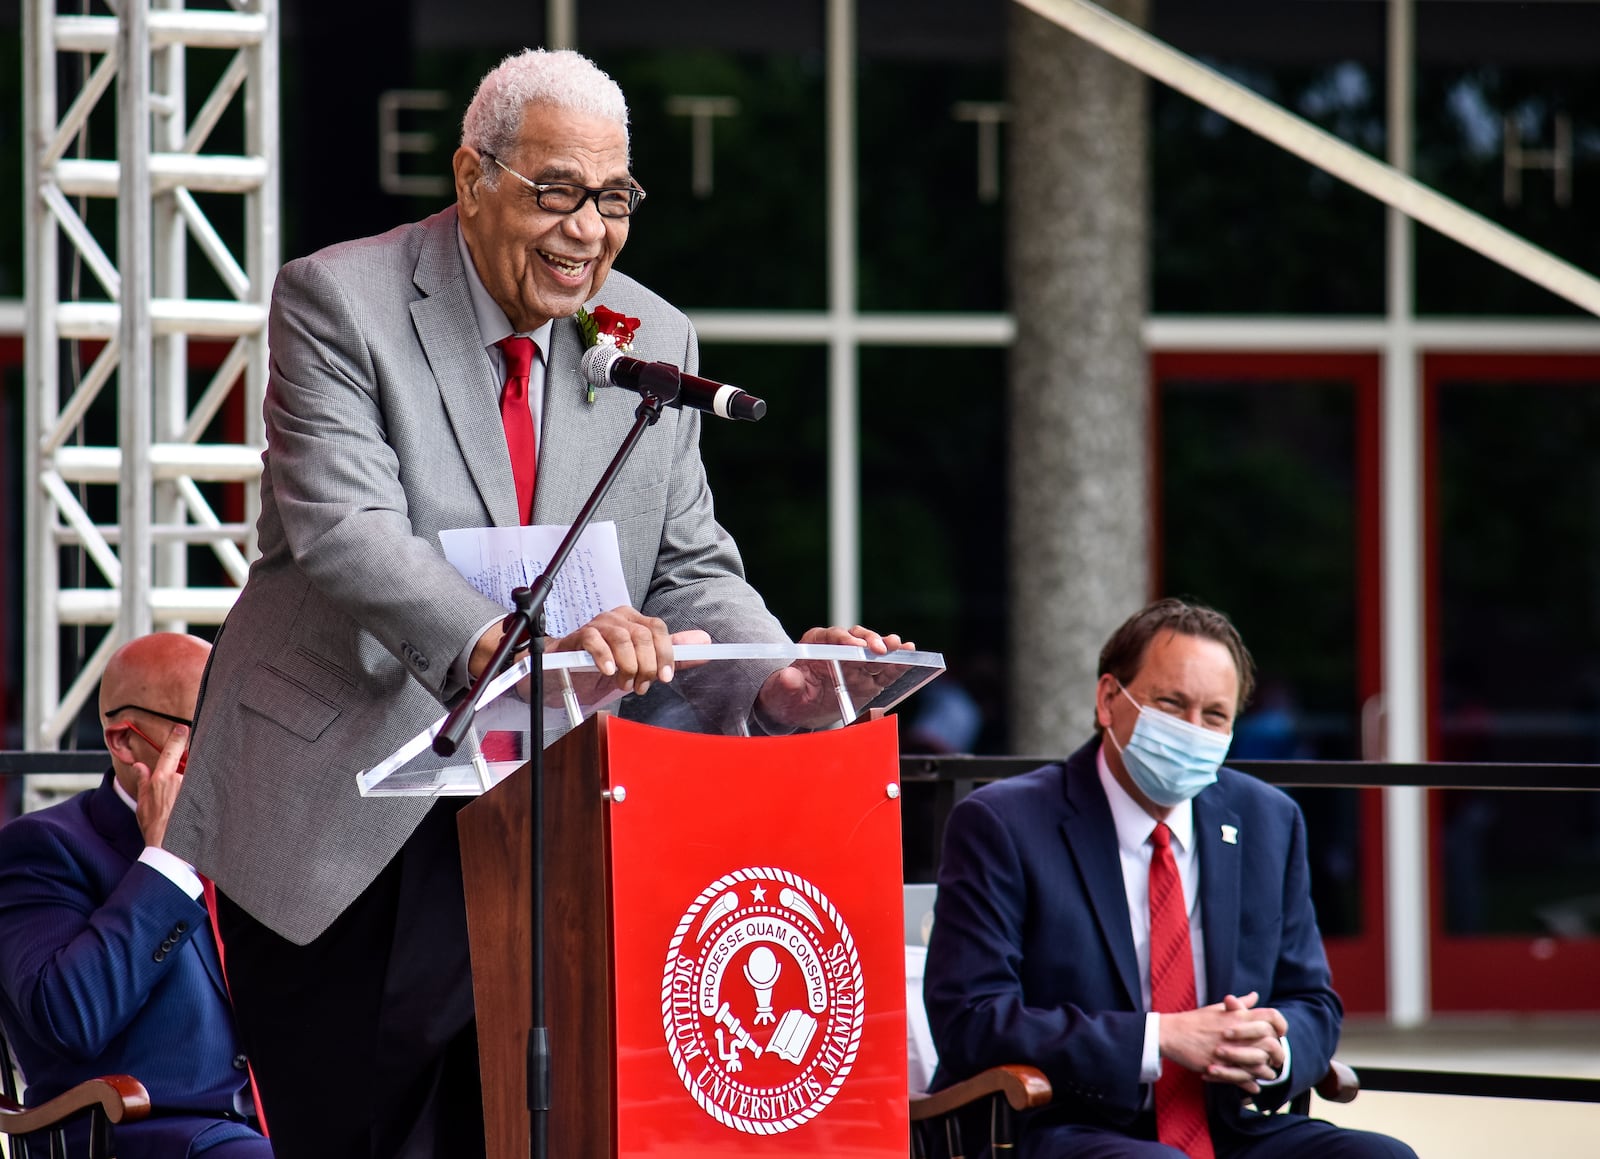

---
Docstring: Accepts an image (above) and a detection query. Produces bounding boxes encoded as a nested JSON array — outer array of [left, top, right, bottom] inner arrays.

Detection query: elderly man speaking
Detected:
[[165, 46, 907, 1159]]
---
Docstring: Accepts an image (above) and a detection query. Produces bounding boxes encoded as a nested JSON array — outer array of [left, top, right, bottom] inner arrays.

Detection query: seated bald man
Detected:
[[0, 633, 269, 1159], [925, 599, 1415, 1159]]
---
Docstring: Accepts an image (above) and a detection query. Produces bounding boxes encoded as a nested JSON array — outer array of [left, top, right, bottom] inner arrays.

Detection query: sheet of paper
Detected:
[[439, 521, 631, 637]]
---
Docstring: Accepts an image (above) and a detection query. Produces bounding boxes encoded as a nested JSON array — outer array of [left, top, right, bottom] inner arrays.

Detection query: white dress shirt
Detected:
[[455, 221, 554, 438], [1094, 744, 1290, 1091], [452, 222, 557, 684], [113, 775, 204, 900]]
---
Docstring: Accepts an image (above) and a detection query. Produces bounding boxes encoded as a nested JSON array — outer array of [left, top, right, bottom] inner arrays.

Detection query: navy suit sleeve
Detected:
[[0, 815, 207, 1064], [1254, 802, 1341, 1111], [924, 792, 1148, 1115]]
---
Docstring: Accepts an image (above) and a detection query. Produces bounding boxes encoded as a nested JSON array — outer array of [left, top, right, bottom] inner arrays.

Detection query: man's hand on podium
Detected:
[[545, 622, 712, 707], [547, 608, 699, 697], [471, 607, 708, 704], [755, 625, 915, 730]]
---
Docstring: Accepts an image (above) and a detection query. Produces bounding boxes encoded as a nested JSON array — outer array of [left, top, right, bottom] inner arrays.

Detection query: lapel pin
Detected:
[[1220, 824, 1238, 845]]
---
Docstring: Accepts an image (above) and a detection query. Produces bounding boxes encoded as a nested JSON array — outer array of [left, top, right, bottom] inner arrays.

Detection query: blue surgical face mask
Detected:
[[1105, 683, 1231, 808]]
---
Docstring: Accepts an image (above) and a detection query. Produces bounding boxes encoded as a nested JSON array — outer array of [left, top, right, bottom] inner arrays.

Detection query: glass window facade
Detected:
[[1157, 357, 1375, 941], [694, 342, 830, 632], [1414, 3, 1600, 315], [8, 0, 1600, 1014], [1434, 359, 1600, 939]]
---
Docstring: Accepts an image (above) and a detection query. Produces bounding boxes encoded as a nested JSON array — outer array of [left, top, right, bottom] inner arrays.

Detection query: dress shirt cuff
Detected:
[[452, 617, 505, 691], [1141, 1012, 1163, 1084], [139, 846, 204, 900], [1258, 1035, 1292, 1088]]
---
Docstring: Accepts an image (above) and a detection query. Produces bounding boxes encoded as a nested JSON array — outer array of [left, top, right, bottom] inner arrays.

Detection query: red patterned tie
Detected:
[[496, 335, 538, 524], [1150, 822, 1214, 1159], [200, 876, 270, 1135], [483, 336, 538, 766]]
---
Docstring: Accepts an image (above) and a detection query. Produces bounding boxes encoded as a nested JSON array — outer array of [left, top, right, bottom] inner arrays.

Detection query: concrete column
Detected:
[[1007, 0, 1150, 754]]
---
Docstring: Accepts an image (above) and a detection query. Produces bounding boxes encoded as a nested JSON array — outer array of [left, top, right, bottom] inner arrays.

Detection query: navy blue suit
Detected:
[[925, 740, 1410, 1158], [0, 774, 267, 1158]]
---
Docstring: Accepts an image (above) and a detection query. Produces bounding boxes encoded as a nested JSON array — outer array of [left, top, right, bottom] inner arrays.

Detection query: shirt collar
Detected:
[[112, 773, 137, 814], [1095, 740, 1195, 854], [455, 221, 555, 354]]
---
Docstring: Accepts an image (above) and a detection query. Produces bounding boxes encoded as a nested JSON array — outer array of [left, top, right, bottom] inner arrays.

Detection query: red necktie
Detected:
[[496, 335, 538, 524], [200, 876, 271, 1135], [1149, 822, 1214, 1159], [481, 336, 539, 766]]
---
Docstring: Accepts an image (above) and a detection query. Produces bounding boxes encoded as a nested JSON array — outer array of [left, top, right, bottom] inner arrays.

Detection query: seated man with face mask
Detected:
[[924, 598, 1414, 1159]]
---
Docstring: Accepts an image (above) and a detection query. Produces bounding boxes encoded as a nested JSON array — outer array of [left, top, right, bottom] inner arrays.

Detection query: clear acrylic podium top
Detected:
[[356, 642, 945, 797]]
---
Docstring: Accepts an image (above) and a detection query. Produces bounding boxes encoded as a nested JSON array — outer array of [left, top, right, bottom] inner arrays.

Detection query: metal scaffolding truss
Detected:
[[23, 0, 279, 749]]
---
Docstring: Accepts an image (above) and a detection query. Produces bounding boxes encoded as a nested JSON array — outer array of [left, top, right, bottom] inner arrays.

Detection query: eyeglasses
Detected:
[[483, 154, 646, 219], [105, 704, 195, 728], [113, 717, 190, 775]]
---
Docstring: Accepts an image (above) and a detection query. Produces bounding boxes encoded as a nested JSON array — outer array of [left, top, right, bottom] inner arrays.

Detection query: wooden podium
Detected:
[[457, 711, 909, 1159]]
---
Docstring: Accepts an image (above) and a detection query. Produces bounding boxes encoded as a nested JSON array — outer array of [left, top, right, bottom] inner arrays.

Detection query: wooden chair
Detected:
[[1291, 1058, 1361, 1114], [910, 1063, 1052, 1158], [908, 1058, 1360, 1158], [0, 1030, 151, 1159]]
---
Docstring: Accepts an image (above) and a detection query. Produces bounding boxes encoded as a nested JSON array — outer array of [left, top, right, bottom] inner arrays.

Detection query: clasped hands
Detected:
[[1158, 991, 1287, 1095], [469, 607, 913, 728]]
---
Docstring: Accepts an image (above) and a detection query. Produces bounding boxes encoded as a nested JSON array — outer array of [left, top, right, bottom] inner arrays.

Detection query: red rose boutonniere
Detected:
[[577, 304, 642, 403]]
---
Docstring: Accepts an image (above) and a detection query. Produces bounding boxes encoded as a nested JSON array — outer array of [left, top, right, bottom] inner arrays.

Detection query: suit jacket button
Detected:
[[175, 920, 188, 933], [160, 939, 174, 951], [233, 1054, 249, 1070], [153, 949, 166, 962]]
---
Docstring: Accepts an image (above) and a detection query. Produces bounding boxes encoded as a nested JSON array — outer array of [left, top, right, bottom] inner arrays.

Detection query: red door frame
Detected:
[[1151, 351, 1386, 1013], [1423, 352, 1600, 1012]]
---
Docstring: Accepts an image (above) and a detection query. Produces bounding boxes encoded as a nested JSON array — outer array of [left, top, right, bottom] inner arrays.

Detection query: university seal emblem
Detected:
[[661, 866, 866, 1134]]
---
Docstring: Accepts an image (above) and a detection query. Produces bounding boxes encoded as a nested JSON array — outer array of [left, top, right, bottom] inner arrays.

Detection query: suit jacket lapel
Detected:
[[192, 904, 230, 999], [533, 314, 656, 527], [87, 772, 144, 864], [410, 208, 520, 527], [1059, 754, 1144, 1010], [1195, 783, 1242, 1004], [533, 315, 595, 525]]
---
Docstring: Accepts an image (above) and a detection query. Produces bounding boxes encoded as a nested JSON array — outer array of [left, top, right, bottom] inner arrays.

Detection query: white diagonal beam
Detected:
[[175, 188, 250, 297], [45, 338, 121, 453], [42, 629, 123, 753], [43, 50, 118, 167], [41, 185, 122, 299], [184, 50, 248, 153], [41, 471, 123, 587], [182, 338, 253, 440], [1014, 0, 1600, 318], [175, 476, 252, 584]]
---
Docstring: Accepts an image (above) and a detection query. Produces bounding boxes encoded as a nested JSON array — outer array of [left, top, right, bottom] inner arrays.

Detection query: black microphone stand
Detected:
[[432, 362, 680, 1159]]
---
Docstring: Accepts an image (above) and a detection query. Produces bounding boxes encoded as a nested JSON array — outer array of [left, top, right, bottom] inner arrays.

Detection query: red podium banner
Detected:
[[607, 715, 907, 1158]]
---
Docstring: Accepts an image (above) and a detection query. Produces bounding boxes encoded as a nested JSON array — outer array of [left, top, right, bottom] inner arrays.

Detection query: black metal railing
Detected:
[[899, 752, 1600, 1107]]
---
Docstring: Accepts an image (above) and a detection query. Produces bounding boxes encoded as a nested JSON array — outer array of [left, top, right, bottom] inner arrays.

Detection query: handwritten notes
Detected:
[[439, 522, 631, 635]]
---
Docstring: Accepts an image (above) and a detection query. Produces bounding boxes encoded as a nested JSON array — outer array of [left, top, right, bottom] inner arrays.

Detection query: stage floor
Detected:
[[1319, 1015, 1600, 1158]]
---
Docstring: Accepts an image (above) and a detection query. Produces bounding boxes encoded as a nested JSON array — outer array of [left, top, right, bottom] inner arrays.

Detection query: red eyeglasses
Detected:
[[110, 711, 190, 775]]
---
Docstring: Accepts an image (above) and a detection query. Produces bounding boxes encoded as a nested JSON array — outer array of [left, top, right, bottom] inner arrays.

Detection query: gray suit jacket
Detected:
[[165, 206, 787, 944]]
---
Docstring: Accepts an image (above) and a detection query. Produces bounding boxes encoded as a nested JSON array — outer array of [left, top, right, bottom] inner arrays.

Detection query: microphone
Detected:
[[581, 345, 767, 422]]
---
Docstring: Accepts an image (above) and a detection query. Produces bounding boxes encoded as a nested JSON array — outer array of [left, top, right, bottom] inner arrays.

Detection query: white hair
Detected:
[[461, 48, 630, 184]]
